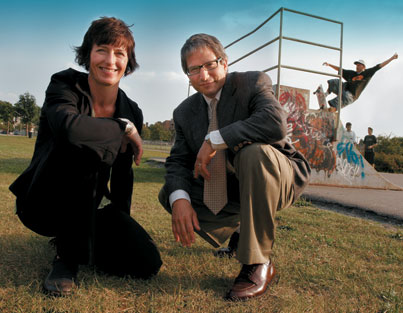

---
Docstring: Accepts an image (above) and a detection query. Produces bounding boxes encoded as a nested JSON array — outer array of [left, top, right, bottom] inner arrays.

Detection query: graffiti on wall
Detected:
[[277, 85, 366, 183], [278, 85, 337, 177], [336, 141, 365, 182]]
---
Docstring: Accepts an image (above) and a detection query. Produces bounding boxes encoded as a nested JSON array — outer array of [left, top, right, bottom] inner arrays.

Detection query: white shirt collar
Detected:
[[202, 89, 222, 105]]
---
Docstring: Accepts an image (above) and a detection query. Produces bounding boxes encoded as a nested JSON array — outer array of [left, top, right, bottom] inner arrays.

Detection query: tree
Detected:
[[149, 122, 174, 141], [0, 100, 15, 134], [14, 92, 40, 136], [141, 124, 151, 140], [373, 135, 403, 173], [375, 135, 403, 155]]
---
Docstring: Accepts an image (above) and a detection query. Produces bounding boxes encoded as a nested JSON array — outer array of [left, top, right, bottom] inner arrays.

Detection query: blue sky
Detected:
[[1, 0, 402, 140]]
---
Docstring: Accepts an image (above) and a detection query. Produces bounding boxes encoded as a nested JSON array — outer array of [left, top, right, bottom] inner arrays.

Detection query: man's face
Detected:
[[356, 63, 365, 73], [186, 47, 228, 98], [368, 128, 373, 135], [346, 124, 352, 131]]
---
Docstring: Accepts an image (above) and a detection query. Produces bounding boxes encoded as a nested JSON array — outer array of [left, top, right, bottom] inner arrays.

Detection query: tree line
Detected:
[[0, 92, 40, 135], [371, 135, 403, 173], [141, 122, 175, 142]]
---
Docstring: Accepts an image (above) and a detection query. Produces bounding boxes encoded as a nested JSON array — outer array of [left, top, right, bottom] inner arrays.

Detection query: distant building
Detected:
[[161, 119, 174, 131]]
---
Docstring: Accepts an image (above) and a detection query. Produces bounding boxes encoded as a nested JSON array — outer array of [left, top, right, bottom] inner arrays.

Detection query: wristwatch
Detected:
[[204, 133, 211, 144], [119, 118, 135, 134]]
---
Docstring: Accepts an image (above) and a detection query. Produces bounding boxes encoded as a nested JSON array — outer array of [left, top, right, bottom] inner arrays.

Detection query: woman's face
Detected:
[[88, 43, 128, 87]]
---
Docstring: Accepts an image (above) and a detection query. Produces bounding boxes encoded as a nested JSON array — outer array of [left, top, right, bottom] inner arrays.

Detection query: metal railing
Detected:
[[224, 7, 344, 138]]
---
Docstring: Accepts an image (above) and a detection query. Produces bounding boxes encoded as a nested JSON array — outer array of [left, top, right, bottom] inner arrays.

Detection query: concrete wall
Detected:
[[275, 85, 401, 190]]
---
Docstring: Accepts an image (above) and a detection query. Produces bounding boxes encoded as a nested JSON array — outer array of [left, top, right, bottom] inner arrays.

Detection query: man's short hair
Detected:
[[180, 33, 228, 74], [346, 122, 352, 127], [74, 17, 138, 76], [368, 127, 373, 131]]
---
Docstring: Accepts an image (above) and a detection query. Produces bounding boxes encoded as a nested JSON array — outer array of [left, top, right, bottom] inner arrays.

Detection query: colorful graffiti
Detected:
[[277, 84, 367, 184], [278, 86, 337, 177], [336, 142, 365, 182]]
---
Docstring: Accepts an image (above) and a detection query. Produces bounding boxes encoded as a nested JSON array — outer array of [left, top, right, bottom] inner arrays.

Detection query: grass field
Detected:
[[0, 135, 402, 313]]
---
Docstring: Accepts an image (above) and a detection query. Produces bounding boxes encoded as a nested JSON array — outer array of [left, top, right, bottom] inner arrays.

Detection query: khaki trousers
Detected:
[[159, 143, 295, 265]]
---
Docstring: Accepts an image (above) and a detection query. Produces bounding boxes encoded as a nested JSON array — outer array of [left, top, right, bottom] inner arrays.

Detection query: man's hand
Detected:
[[172, 199, 201, 247], [120, 126, 143, 166], [194, 141, 216, 180]]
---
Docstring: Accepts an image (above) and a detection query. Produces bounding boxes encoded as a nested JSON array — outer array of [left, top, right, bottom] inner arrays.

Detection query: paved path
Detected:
[[302, 173, 403, 223]]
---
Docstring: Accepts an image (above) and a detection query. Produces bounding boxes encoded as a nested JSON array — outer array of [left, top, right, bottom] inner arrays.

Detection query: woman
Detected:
[[9, 17, 162, 295]]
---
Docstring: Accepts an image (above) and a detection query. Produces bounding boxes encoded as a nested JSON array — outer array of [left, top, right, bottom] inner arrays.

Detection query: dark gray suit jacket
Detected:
[[162, 71, 310, 205]]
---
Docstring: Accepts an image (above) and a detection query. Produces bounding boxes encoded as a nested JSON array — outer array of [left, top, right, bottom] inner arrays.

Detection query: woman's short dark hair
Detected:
[[180, 33, 228, 74], [75, 17, 138, 76]]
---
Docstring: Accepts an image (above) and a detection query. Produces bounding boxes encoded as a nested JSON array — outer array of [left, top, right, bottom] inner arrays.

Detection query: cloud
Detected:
[[221, 11, 260, 29], [133, 71, 186, 83], [65, 62, 82, 71], [133, 71, 157, 80], [161, 71, 187, 82], [0, 91, 19, 104]]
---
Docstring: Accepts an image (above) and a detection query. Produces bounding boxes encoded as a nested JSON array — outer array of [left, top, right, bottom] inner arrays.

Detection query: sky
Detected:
[[1, 0, 402, 141]]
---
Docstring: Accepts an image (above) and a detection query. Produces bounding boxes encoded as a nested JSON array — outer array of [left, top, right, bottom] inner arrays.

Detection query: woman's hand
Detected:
[[120, 125, 143, 166]]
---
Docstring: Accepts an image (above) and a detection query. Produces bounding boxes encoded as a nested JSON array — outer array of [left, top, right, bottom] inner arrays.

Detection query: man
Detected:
[[363, 127, 377, 166], [341, 122, 356, 144], [315, 53, 398, 111], [158, 34, 310, 301]]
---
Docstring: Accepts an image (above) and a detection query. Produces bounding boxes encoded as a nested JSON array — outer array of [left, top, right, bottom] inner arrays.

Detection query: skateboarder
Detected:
[[314, 53, 398, 112]]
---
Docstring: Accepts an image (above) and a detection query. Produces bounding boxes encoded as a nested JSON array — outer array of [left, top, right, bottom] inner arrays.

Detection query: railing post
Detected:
[[276, 8, 284, 100], [335, 22, 344, 140]]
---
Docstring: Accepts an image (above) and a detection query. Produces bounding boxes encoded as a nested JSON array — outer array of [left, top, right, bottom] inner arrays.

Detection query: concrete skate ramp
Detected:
[[276, 85, 402, 191]]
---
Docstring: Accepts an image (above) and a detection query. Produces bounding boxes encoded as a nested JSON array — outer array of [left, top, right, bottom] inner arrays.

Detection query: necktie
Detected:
[[203, 98, 227, 214]]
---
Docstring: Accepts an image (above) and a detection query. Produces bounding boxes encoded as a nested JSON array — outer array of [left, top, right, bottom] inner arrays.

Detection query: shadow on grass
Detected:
[[0, 233, 52, 288], [0, 157, 166, 183], [134, 167, 166, 183], [146, 271, 233, 298], [0, 158, 31, 175], [0, 232, 233, 299]]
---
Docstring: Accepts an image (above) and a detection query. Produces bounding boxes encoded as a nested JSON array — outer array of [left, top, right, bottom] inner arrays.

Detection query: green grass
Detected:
[[0, 135, 402, 313]]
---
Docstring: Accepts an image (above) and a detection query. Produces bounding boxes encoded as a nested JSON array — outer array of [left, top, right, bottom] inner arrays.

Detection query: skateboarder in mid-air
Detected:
[[314, 53, 398, 112]]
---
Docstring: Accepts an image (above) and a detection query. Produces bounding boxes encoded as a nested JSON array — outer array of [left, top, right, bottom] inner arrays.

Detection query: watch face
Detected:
[[125, 122, 134, 134]]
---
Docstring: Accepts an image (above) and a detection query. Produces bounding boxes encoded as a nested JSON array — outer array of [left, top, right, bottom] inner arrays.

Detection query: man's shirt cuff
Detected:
[[169, 189, 191, 207], [210, 130, 228, 150]]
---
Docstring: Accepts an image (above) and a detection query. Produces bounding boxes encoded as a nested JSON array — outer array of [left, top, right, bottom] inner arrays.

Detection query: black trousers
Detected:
[[16, 146, 162, 279], [56, 204, 162, 279], [364, 151, 375, 165]]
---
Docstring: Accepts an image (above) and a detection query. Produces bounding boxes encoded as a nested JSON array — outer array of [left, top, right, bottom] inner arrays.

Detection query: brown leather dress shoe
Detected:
[[225, 260, 275, 301], [43, 256, 78, 296]]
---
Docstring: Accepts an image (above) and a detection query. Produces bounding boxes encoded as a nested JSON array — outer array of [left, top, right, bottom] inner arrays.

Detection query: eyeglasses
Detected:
[[186, 57, 222, 76]]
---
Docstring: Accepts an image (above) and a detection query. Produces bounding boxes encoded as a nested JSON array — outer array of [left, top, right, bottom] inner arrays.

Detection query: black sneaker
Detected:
[[43, 256, 78, 296]]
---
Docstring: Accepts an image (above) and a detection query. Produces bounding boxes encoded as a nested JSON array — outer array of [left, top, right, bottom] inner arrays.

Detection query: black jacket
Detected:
[[9, 68, 143, 236]]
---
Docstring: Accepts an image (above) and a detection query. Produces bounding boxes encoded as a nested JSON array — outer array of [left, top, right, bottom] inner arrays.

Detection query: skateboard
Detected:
[[313, 84, 327, 110]]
